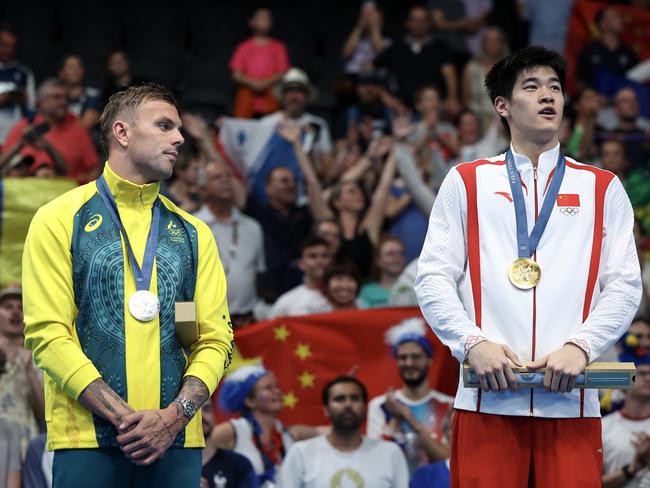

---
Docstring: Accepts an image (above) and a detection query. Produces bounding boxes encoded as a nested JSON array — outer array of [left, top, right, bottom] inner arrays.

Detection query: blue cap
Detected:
[[218, 365, 269, 413], [392, 333, 433, 358], [618, 333, 650, 366]]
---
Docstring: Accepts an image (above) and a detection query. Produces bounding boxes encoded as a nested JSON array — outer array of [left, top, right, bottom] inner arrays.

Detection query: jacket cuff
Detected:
[[565, 339, 591, 362], [63, 362, 102, 401], [464, 335, 487, 357]]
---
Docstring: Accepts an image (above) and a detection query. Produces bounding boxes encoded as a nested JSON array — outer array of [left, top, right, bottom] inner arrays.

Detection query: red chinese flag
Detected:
[[224, 307, 458, 425], [557, 193, 581, 207]]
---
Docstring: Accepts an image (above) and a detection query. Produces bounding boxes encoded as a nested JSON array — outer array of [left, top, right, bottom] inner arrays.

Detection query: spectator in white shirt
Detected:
[[268, 237, 332, 319], [194, 161, 265, 327], [278, 375, 409, 488]]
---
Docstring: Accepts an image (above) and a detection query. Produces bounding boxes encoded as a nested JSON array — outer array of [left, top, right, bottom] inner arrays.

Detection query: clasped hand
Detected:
[[467, 341, 588, 393], [115, 406, 183, 466]]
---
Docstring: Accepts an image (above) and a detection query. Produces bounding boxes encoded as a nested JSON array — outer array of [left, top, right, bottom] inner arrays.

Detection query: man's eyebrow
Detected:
[[521, 77, 561, 85], [155, 116, 181, 128]]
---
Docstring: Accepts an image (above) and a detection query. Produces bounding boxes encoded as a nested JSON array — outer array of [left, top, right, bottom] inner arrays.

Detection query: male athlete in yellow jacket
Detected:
[[23, 83, 234, 487]]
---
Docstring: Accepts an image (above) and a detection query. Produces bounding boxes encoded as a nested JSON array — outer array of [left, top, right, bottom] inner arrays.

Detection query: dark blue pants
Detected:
[[53, 447, 201, 488]]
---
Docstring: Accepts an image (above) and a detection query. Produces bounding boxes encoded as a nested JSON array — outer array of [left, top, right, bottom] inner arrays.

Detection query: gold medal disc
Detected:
[[508, 258, 541, 289]]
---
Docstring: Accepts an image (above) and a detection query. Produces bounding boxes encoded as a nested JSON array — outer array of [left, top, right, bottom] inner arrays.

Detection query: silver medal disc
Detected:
[[128, 290, 160, 322]]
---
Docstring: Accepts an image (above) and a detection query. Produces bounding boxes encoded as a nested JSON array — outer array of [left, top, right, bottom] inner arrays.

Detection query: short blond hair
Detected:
[[99, 82, 178, 152]]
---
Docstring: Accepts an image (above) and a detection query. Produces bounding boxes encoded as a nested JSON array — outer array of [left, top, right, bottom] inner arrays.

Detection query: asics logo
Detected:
[[84, 214, 103, 232]]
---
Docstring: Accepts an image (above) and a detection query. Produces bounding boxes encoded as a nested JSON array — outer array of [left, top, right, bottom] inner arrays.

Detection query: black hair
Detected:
[[323, 260, 362, 288], [322, 375, 368, 405], [484, 46, 567, 135], [595, 6, 616, 28], [300, 236, 330, 255]]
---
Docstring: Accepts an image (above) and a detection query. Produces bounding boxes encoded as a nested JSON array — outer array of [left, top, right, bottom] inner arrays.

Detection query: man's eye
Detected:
[[524, 85, 536, 91], [159, 123, 169, 130]]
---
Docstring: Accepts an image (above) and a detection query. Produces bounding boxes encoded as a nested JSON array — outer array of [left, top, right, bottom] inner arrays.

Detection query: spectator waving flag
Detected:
[[220, 116, 315, 203], [223, 307, 458, 425]]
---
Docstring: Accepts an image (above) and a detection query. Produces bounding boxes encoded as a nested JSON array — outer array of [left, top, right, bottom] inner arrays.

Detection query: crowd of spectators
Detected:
[[1, 1, 650, 486]]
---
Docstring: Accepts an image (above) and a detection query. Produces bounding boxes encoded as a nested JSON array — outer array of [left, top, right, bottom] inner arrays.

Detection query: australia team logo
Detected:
[[84, 214, 103, 232], [167, 220, 186, 243]]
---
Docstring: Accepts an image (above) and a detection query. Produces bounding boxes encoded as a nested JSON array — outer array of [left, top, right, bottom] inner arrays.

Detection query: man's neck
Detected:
[[401, 381, 431, 401], [1, 334, 23, 356], [303, 276, 321, 290], [107, 159, 151, 185], [253, 34, 270, 42], [511, 135, 559, 168], [268, 198, 291, 215], [326, 429, 363, 452], [618, 116, 637, 131], [621, 395, 650, 419], [67, 83, 83, 98], [206, 199, 233, 221], [39, 113, 63, 127], [601, 32, 620, 51]]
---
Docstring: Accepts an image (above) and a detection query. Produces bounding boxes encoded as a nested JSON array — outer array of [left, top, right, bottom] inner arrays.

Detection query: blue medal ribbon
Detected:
[[505, 148, 565, 259], [96, 175, 160, 292]]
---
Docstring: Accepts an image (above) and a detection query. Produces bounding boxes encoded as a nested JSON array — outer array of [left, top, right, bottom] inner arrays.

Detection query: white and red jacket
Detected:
[[415, 143, 641, 418]]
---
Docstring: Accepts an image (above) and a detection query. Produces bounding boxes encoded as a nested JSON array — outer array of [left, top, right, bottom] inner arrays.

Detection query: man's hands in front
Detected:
[[115, 403, 185, 466], [527, 343, 588, 393], [466, 341, 522, 392]]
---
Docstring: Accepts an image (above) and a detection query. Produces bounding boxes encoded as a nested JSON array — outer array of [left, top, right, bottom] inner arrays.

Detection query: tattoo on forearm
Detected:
[[80, 379, 134, 424], [172, 376, 209, 423]]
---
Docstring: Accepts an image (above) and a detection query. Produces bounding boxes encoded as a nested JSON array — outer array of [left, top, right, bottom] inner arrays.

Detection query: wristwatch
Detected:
[[176, 398, 197, 421]]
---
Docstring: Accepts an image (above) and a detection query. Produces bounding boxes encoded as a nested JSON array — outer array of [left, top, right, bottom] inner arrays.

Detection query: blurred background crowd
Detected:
[[1, 0, 650, 486]]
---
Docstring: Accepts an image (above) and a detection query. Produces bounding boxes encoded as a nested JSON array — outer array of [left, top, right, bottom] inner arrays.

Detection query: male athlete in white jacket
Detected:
[[415, 46, 641, 487]]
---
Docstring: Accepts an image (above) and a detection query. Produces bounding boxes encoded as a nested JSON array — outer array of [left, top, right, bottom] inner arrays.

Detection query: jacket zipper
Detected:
[[530, 166, 539, 416]]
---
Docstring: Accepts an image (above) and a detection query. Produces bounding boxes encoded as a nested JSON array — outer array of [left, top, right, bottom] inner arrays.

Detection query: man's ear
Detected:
[[494, 96, 510, 119], [113, 120, 130, 149]]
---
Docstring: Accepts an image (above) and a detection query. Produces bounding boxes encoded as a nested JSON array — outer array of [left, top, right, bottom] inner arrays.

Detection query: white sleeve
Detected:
[[277, 443, 304, 488], [269, 294, 289, 319], [568, 177, 642, 360], [254, 223, 266, 273], [414, 168, 486, 362], [366, 397, 386, 439], [389, 443, 410, 488]]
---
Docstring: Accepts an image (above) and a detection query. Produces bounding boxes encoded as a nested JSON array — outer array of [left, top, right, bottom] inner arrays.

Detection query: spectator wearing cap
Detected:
[[207, 365, 321, 486], [373, 5, 460, 114], [342, 68, 403, 147], [367, 318, 453, 473], [602, 333, 650, 486], [0, 287, 44, 458], [263, 68, 333, 168], [230, 6, 290, 118], [1, 78, 99, 183]]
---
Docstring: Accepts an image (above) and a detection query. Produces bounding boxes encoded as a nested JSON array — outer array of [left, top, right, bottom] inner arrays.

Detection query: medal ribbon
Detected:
[[96, 175, 160, 292], [505, 148, 565, 258]]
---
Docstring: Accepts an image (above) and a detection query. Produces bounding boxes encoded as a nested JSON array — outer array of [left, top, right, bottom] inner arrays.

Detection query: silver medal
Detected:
[[128, 290, 160, 322]]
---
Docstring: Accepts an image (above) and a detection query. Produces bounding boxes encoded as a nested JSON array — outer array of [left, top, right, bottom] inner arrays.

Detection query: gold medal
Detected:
[[508, 258, 541, 289]]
